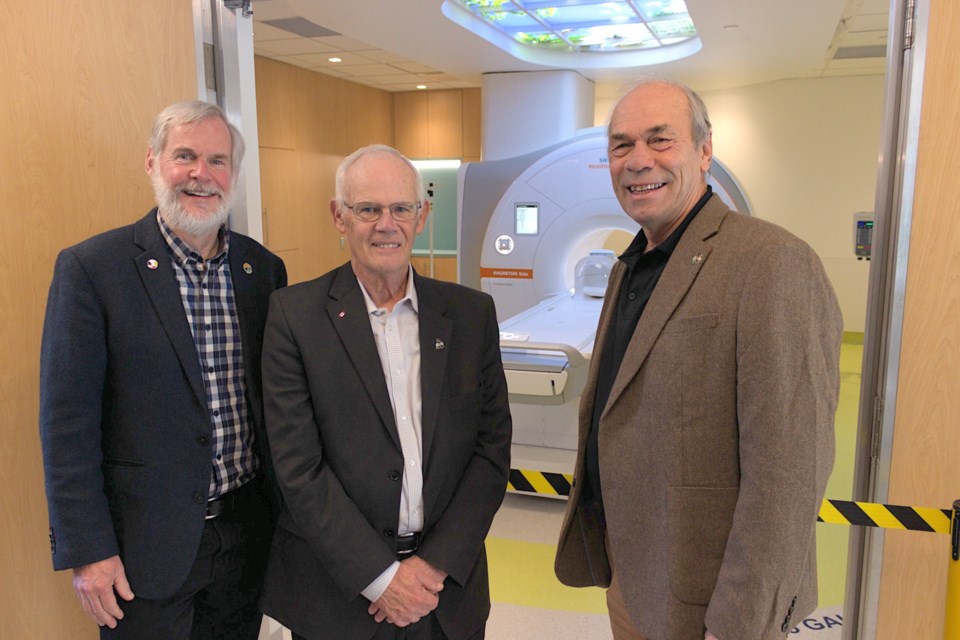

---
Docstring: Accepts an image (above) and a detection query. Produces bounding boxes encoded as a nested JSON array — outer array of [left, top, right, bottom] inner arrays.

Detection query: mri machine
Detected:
[[457, 127, 752, 494]]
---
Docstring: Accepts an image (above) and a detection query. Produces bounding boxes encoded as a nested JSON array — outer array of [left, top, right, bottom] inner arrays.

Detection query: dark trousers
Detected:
[[292, 614, 485, 640], [101, 489, 273, 640]]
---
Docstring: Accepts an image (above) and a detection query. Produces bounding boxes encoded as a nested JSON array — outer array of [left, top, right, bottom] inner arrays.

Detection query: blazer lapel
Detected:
[[227, 237, 267, 425], [226, 237, 270, 371], [414, 275, 452, 468], [578, 261, 626, 429], [326, 266, 402, 448], [133, 211, 207, 406], [602, 197, 727, 418], [228, 235, 256, 330]]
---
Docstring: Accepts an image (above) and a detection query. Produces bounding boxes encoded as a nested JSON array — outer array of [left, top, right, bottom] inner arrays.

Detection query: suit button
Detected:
[[388, 470, 401, 481], [193, 492, 205, 505], [383, 529, 395, 538], [197, 435, 209, 446]]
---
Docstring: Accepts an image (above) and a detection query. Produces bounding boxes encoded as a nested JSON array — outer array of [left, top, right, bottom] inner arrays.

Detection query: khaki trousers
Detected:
[[605, 536, 648, 640]]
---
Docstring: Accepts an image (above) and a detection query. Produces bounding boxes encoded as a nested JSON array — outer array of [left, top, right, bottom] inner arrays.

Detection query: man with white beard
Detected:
[[39, 101, 286, 639]]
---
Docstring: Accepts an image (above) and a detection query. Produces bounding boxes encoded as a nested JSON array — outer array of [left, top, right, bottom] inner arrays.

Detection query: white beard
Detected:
[[151, 172, 232, 238]]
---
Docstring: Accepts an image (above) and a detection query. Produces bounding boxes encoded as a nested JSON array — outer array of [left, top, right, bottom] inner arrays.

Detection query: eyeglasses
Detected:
[[344, 201, 421, 222]]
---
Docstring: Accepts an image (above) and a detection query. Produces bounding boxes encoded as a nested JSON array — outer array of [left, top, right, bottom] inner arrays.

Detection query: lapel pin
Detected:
[[435, 339, 445, 351], [339, 311, 346, 318], [243, 262, 253, 274], [691, 253, 704, 265], [146, 259, 158, 270]]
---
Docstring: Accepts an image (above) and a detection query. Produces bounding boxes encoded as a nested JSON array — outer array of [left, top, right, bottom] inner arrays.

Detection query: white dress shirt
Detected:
[[357, 267, 424, 602]]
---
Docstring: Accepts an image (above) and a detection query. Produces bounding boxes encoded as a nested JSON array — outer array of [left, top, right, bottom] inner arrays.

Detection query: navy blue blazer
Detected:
[[39, 209, 286, 598], [259, 264, 512, 640]]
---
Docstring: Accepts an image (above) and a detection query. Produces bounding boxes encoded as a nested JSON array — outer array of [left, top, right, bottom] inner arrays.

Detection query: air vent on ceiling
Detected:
[[262, 17, 340, 38], [833, 44, 887, 60]]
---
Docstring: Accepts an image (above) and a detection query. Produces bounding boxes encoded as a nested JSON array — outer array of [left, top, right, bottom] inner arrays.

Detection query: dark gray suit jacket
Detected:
[[40, 209, 286, 598], [259, 263, 511, 640]]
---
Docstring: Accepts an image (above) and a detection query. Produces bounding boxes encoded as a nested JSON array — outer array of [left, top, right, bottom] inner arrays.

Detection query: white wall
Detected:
[[596, 75, 884, 332], [483, 70, 595, 161]]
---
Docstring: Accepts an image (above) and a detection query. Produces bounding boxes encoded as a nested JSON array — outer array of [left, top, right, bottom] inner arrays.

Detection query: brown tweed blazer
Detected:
[[555, 194, 843, 640]]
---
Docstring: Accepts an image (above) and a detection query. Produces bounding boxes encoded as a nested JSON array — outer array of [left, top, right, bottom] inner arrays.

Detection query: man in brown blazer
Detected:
[[554, 79, 843, 640]]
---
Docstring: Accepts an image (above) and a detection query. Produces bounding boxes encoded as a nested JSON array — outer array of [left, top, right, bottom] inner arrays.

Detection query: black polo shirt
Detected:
[[583, 187, 713, 506]]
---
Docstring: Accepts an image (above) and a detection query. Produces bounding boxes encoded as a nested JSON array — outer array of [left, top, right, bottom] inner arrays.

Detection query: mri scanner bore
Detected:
[[458, 127, 753, 491]]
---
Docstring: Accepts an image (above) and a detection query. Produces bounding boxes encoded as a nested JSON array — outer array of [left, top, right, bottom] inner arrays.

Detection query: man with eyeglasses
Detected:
[[259, 144, 512, 640]]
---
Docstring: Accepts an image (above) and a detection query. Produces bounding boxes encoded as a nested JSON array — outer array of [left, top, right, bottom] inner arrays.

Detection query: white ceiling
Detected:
[[250, 0, 890, 97]]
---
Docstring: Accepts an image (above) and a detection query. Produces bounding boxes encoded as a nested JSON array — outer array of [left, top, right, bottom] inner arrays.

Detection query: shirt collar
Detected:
[[357, 264, 419, 316], [620, 186, 712, 263], [156, 210, 229, 265]]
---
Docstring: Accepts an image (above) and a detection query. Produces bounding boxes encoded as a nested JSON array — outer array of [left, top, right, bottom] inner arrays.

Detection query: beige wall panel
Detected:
[[346, 83, 395, 150], [255, 58, 395, 282], [296, 68, 348, 154], [411, 256, 458, 283], [260, 147, 302, 251], [0, 1, 195, 638], [436, 256, 459, 283], [462, 88, 482, 162], [394, 89, 474, 160], [298, 152, 348, 281], [272, 249, 305, 286], [255, 56, 298, 150], [876, 0, 960, 636], [427, 90, 464, 159], [394, 91, 430, 158]]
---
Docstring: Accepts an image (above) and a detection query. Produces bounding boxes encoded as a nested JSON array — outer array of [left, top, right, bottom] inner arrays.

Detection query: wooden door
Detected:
[[260, 146, 305, 282], [875, 0, 960, 636], [0, 1, 196, 638]]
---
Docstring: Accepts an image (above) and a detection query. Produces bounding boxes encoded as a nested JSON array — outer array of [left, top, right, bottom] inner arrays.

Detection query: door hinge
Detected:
[[870, 395, 884, 460], [223, 0, 253, 18], [904, 0, 916, 50]]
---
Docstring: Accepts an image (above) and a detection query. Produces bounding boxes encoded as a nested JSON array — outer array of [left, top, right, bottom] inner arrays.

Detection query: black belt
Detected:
[[206, 476, 261, 520], [395, 532, 422, 557]]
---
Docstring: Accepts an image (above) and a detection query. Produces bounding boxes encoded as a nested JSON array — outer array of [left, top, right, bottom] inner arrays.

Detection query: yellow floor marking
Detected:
[[486, 342, 864, 613], [486, 536, 608, 614], [816, 339, 862, 606]]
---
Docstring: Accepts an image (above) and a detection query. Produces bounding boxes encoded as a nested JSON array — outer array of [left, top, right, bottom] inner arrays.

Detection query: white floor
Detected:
[[487, 602, 612, 639], [488, 493, 843, 640], [260, 493, 844, 639]]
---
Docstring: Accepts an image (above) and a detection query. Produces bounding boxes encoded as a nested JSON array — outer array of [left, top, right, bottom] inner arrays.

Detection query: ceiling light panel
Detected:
[[451, 0, 696, 53]]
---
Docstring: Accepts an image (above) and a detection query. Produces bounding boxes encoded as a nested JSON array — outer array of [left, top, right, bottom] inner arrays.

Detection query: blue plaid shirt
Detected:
[[157, 213, 256, 498]]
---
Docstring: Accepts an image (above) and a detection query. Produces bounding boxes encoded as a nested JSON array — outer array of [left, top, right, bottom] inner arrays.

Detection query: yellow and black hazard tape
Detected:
[[818, 499, 952, 534], [508, 468, 573, 497], [508, 468, 954, 534]]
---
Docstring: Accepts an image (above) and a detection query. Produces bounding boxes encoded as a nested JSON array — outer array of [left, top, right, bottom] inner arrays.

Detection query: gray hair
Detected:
[[149, 101, 245, 180], [334, 144, 423, 209], [610, 77, 712, 146]]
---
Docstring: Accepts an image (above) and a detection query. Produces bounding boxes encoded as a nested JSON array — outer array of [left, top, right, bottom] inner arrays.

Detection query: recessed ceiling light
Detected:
[[723, 24, 740, 31], [416, 84, 427, 90], [328, 57, 342, 63]]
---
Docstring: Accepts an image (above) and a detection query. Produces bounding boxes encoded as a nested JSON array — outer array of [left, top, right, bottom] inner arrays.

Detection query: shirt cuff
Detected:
[[361, 561, 401, 603]]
